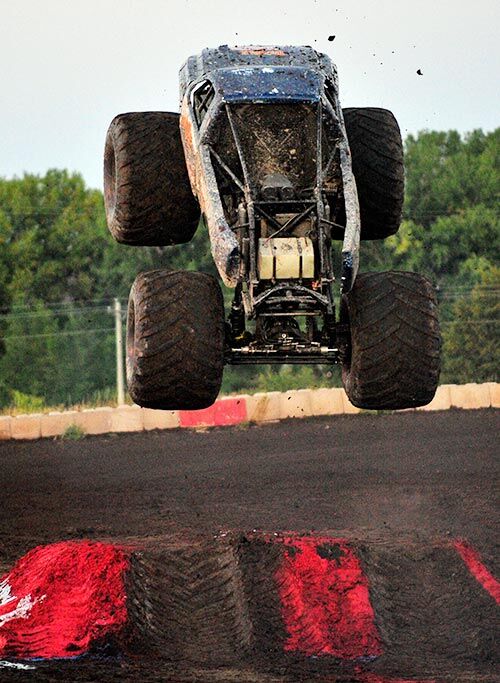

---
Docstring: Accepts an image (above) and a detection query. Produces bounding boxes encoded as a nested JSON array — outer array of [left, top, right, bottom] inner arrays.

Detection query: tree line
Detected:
[[0, 128, 498, 410]]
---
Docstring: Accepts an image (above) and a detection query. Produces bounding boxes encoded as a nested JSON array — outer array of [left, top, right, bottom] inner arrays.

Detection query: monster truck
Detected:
[[103, 45, 441, 411]]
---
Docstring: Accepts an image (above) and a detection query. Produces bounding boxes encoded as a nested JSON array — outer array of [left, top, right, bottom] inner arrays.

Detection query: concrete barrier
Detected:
[[486, 382, 499, 409], [0, 383, 497, 441], [179, 397, 247, 428], [0, 415, 12, 440], [449, 383, 492, 410], [11, 414, 42, 440], [40, 411, 80, 438], [416, 384, 452, 411], [73, 408, 114, 436], [110, 405, 144, 433], [213, 396, 248, 425], [309, 387, 344, 416], [143, 409, 180, 431], [279, 389, 313, 419], [246, 391, 282, 422]]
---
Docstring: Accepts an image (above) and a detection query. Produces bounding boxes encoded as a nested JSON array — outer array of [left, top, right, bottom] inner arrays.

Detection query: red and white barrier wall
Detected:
[[0, 382, 498, 441]]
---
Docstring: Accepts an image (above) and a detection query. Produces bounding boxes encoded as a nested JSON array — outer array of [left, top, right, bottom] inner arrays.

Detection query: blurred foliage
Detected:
[[10, 390, 45, 413], [254, 366, 341, 393], [442, 263, 499, 384], [0, 128, 498, 409], [61, 424, 86, 440]]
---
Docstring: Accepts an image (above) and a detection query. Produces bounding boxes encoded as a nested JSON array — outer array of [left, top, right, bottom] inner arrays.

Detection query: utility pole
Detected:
[[114, 298, 125, 405]]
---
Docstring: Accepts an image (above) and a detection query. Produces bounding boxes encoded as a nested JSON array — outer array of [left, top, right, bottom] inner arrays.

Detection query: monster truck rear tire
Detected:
[[341, 271, 441, 409], [342, 107, 404, 240], [126, 269, 224, 410], [104, 112, 199, 246]]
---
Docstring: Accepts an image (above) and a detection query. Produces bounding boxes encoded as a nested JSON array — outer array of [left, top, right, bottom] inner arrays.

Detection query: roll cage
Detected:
[[179, 46, 361, 364]]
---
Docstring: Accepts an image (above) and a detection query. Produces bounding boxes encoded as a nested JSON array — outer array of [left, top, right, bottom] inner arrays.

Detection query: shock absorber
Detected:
[[229, 283, 246, 343], [322, 312, 337, 347]]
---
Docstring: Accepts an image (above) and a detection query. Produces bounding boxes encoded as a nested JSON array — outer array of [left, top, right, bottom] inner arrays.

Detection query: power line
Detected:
[[441, 320, 499, 325], [439, 294, 500, 300], [0, 328, 115, 341], [0, 306, 115, 319], [0, 298, 127, 313], [0, 287, 496, 311], [438, 285, 499, 290], [1, 320, 497, 343]]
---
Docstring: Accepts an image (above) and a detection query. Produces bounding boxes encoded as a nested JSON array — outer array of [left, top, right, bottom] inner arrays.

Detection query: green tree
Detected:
[[0, 171, 218, 406], [404, 129, 499, 228], [0, 298, 59, 405], [0, 170, 109, 304], [363, 128, 500, 285], [442, 264, 499, 383]]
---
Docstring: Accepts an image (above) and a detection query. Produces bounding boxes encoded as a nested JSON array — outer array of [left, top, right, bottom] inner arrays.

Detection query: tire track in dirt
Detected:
[[0, 410, 497, 681], [0, 533, 498, 681]]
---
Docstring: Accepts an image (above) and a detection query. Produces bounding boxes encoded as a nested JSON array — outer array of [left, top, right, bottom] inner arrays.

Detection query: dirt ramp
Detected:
[[0, 534, 498, 682], [126, 538, 253, 666], [236, 534, 385, 678], [358, 541, 499, 680], [123, 533, 498, 681], [0, 541, 128, 659]]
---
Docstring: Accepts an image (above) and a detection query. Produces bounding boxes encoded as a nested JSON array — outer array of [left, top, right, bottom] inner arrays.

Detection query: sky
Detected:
[[0, 0, 498, 190]]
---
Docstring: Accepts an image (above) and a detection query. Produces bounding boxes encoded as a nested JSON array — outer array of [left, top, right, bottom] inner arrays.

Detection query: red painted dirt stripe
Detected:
[[274, 536, 382, 658], [179, 397, 247, 428], [454, 540, 500, 604], [0, 541, 128, 659]]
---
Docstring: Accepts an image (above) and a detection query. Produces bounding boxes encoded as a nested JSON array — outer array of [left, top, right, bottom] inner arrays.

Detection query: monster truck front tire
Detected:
[[126, 269, 224, 410], [342, 108, 405, 240], [341, 271, 441, 409], [104, 112, 199, 246]]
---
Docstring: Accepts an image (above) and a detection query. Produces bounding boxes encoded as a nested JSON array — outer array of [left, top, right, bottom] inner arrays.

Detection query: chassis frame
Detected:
[[178, 46, 361, 365]]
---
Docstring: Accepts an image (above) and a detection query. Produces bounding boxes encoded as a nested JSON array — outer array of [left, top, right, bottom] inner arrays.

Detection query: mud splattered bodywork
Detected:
[[104, 45, 438, 408], [179, 45, 361, 364]]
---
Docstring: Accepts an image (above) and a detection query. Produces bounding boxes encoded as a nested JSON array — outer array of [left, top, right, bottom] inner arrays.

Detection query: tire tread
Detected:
[[104, 112, 199, 246], [342, 271, 441, 409], [342, 107, 405, 240], [127, 269, 224, 409]]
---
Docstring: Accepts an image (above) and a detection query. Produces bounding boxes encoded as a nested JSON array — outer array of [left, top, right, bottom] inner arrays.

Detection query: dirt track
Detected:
[[0, 409, 498, 682]]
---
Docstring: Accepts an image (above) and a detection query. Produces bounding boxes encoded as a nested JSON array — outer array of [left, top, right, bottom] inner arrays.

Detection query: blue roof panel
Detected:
[[215, 67, 322, 103]]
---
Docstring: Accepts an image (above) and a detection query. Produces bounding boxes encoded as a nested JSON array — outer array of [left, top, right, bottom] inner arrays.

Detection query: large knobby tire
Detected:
[[104, 112, 199, 246], [126, 269, 224, 410], [341, 271, 441, 409], [342, 107, 405, 240]]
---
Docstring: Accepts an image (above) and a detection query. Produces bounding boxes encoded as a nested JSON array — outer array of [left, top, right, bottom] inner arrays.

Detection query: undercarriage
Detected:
[[198, 99, 358, 365]]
